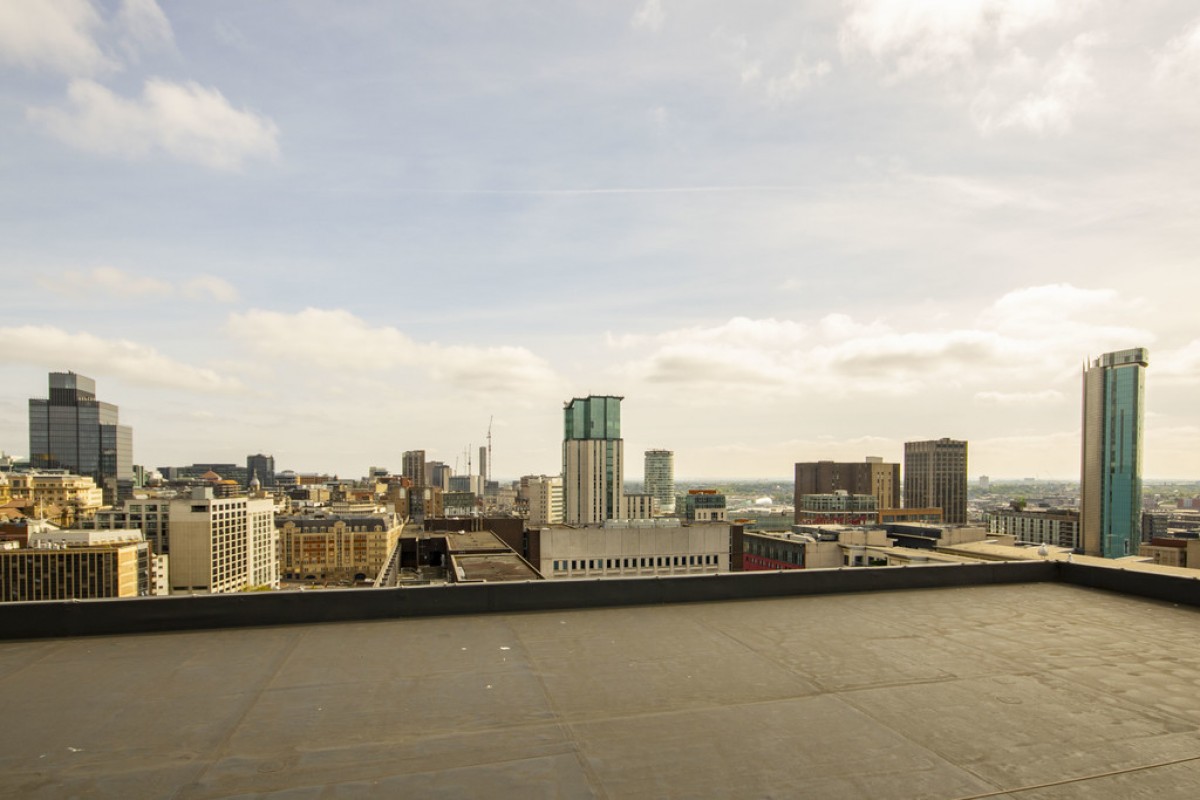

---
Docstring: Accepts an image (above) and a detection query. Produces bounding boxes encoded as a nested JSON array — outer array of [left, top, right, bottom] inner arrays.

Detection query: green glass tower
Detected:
[[1080, 348, 1148, 558], [563, 396, 625, 524]]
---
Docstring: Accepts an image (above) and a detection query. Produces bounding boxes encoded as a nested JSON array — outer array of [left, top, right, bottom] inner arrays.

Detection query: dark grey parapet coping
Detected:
[[0, 561, 1057, 640], [1058, 561, 1200, 608]]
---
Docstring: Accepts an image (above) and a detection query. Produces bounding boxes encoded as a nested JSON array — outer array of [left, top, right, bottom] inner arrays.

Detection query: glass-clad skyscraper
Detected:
[[1080, 348, 1148, 558], [563, 396, 625, 524], [644, 449, 675, 515], [29, 372, 133, 504]]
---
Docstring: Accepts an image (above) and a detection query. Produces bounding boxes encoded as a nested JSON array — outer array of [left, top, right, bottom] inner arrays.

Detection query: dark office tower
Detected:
[[427, 462, 452, 491], [247, 454, 275, 488], [402, 450, 427, 487], [563, 395, 625, 524], [29, 372, 133, 504], [904, 439, 968, 525], [1081, 348, 1149, 558]]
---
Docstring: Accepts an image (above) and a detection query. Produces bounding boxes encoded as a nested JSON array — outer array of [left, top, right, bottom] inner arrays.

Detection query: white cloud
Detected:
[[981, 283, 1149, 354], [973, 33, 1104, 134], [610, 284, 1152, 399], [38, 266, 238, 303], [226, 308, 564, 396], [114, 0, 174, 59], [0, 0, 175, 76], [51, 265, 173, 297], [0, 326, 241, 393], [0, 0, 113, 76], [1154, 339, 1200, 386], [183, 276, 240, 304], [839, 0, 1091, 81], [840, 0, 1104, 134], [631, 0, 665, 33], [712, 28, 829, 105], [765, 56, 832, 105], [28, 78, 280, 170], [1154, 18, 1200, 88]]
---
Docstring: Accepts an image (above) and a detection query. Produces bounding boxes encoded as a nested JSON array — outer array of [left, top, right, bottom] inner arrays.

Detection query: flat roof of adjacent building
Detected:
[[440, 529, 512, 554], [4, 579, 1200, 797], [451, 553, 543, 582]]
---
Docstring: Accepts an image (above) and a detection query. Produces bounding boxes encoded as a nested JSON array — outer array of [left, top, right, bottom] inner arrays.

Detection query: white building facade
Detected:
[[168, 487, 277, 594], [535, 520, 730, 580]]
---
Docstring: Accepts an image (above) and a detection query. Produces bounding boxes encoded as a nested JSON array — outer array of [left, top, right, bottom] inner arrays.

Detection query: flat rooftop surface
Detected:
[[4, 583, 1200, 798], [440, 529, 510, 553], [452, 553, 542, 582]]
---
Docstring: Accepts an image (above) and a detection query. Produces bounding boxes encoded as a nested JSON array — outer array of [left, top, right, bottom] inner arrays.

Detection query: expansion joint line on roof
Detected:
[[951, 752, 1200, 799]]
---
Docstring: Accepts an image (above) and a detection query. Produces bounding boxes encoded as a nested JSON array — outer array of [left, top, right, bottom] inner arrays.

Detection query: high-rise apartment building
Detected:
[[428, 462, 452, 491], [246, 454, 275, 488], [1081, 348, 1148, 558], [794, 458, 900, 523], [402, 450, 426, 487], [903, 439, 968, 525], [168, 487, 277, 593], [644, 449, 676, 515], [563, 395, 626, 524], [28, 372, 132, 503]]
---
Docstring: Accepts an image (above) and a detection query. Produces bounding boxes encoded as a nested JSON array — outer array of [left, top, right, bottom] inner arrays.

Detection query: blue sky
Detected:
[[2, 0, 1200, 480]]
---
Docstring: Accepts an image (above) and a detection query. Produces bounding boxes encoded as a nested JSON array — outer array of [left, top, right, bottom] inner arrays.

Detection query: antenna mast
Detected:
[[486, 415, 493, 485]]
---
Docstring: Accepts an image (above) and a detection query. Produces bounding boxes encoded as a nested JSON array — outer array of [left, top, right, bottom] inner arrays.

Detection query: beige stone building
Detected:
[[0, 529, 148, 602], [277, 512, 403, 582], [5, 472, 105, 525], [520, 475, 563, 526]]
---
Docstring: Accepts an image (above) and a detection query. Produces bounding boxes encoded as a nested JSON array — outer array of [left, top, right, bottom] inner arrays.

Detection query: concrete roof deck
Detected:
[[451, 552, 542, 582], [4, 582, 1200, 798], [439, 528, 510, 553]]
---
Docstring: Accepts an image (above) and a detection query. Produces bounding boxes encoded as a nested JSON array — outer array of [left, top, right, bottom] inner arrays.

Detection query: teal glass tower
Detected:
[[1080, 348, 1148, 558], [563, 396, 625, 524]]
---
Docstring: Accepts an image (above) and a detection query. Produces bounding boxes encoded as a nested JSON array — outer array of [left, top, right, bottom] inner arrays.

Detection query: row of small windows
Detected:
[[552, 554, 720, 572]]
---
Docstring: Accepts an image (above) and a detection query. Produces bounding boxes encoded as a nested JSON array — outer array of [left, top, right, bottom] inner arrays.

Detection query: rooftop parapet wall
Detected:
[[4, 560, 1197, 642], [0, 561, 1054, 640]]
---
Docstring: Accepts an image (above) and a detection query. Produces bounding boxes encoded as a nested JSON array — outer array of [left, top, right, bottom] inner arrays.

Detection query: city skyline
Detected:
[[3, 3, 1200, 480]]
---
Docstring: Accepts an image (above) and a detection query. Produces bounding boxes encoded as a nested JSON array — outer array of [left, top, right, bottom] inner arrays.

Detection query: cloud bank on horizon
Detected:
[[2, 0, 1198, 481]]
